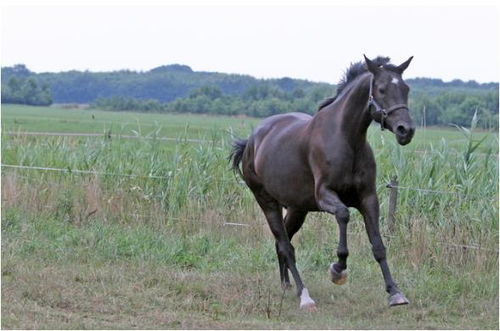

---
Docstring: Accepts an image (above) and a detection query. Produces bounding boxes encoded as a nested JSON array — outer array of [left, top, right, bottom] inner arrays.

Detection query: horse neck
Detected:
[[321, 74, 373, 149]]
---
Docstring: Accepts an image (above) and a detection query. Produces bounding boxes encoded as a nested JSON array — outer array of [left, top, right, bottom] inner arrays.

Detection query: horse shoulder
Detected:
[[352, 144, 377, 192]]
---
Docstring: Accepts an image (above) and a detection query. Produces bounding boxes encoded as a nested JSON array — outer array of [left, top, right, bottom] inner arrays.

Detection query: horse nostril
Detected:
[[396, 125, 408, 136]]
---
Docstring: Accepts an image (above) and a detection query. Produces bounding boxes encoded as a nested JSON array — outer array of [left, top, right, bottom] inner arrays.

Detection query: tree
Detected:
[[1, 76, 52, 106]]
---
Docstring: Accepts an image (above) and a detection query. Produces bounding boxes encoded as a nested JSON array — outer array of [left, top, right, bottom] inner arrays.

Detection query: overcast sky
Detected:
[[1, 3, 499, 83]]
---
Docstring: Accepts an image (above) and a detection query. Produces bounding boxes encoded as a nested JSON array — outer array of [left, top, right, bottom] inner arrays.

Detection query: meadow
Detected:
[[1, 104, 498, 329]]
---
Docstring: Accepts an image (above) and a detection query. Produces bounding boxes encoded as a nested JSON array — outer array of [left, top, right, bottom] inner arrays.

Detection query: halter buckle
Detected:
[[380, 109, 387, 131]]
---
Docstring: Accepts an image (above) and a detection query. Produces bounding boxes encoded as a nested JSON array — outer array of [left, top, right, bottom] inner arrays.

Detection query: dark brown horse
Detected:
[[230, 55, 415, 311]]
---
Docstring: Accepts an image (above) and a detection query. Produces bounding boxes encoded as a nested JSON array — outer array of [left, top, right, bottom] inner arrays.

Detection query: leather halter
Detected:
[[367, 74, 409, 131]]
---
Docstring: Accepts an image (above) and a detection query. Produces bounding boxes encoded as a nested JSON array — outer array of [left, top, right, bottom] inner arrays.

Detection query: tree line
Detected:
[[1, 67, 52, 106], [92, 83, 330, 118], [1, 64, 498, 128]]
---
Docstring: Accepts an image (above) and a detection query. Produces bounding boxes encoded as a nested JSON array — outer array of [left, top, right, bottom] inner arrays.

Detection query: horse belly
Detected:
[[278, 185, 317, 210], [261, 162, 317, 210]]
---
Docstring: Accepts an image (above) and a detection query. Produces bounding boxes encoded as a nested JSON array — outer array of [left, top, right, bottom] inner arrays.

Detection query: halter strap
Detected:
[[367, 75, 409, 131]]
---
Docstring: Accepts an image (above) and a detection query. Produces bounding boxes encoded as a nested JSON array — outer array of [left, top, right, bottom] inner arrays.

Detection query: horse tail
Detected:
[[229, 138, 248, 177]]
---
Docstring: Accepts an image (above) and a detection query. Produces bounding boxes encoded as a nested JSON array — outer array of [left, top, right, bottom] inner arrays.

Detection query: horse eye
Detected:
[[379, 88, 385, 94]]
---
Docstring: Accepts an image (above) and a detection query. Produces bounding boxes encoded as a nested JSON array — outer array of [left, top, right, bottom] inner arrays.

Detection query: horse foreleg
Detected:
[[359, 192, 409, 306], [315, 185, 349, 285]]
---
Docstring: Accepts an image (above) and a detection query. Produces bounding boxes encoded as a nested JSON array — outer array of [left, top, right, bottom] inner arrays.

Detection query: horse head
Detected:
[[364, 55, 416, 145]]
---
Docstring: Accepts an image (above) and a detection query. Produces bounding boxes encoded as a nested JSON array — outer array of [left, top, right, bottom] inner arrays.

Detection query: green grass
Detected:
[[1, 104, 498, 329], [2, 212, 497, 329], [1, 104, 257, 138], [2, 104, 497, 154]]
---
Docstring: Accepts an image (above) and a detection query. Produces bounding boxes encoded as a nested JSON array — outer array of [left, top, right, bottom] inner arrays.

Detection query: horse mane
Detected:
[[318, 56, 396, 111]]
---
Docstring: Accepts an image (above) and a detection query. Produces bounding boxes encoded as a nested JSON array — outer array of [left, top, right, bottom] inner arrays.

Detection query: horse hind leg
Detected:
[[252, 189, 316, 311], [278, 208, 308, 290], [275, 241, 290, 290]]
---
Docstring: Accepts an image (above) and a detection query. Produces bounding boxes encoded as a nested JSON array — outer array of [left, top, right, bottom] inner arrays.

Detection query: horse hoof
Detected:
[[389, 292, 409, 306], [299, 288, 316, 312], [281, 282, 292, 290], [300, 302, 317, 312], [329, 263, 348, 285]]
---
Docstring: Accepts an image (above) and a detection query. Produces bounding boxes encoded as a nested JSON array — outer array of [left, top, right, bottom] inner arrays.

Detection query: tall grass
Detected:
[[1, 113, 498, 329], [2, 114, 498, 250]]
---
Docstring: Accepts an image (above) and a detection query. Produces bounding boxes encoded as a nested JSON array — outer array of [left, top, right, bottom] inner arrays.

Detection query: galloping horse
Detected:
[[230, 55, 415, 311]]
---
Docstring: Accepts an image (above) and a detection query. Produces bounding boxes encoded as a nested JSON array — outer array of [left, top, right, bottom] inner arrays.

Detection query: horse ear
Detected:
[[396, 56, 413, 74], [364, 54, 379, 74]]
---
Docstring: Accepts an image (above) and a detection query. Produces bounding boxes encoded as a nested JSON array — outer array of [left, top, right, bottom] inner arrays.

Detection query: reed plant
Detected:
[[1, 110, 498, 329]]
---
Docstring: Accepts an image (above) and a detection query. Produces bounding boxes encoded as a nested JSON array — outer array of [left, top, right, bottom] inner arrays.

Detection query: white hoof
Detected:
[[299, 288, 317, 311]]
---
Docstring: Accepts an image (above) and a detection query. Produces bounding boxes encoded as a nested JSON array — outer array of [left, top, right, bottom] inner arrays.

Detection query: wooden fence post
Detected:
[[387, 176, 399, 234]]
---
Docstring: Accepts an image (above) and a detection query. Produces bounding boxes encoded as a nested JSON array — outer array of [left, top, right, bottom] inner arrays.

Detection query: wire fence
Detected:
[[412, 149, 497, 158], [2, 162, 497, 253], [2, 163, 494, 199], [1, 164, 170, 180], [2, 163, 494, 200], [383, 176, 498, 253], [3, 131, 209, 143], [349, 232, 498, 253], [3, 131, 497, 157], [384, 183, 490, 200], [386, 183, 461, 195], [220, 224, 498, 253]]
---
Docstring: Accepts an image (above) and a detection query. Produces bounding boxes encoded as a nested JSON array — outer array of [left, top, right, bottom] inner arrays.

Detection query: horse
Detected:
[[229, 55, 415, 311]]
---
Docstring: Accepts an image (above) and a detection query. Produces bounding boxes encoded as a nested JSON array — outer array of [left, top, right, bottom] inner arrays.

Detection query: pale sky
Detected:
[[1, 2, 499, 83]]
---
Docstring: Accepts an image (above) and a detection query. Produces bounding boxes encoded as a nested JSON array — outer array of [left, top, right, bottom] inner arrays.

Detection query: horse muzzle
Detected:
[[394, 121, 415, 145]]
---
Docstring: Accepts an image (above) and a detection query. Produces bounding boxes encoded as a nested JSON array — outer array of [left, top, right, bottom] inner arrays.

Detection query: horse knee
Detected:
[[335, 206, 349, 225], [336, 206, 349, 223], [372, 245, 386, 262]]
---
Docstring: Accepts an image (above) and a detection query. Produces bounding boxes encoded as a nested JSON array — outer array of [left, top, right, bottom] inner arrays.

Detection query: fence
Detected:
[[1, 164, 170, 180], [3, 131, 497, 158], [2, 162, 497, 253], [384, 175, 498, 253], [3, 131, 208, 143]]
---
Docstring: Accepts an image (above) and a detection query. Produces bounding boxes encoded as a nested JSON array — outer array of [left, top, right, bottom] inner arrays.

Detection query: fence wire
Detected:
[[385, 183, 494, 200], [1, 164, 169, 180], [3, 131, 209, 143], [4, 131, 497, 157], [2, 163, 497, 253]]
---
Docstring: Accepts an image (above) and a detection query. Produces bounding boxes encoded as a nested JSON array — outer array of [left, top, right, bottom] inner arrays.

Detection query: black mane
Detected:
[[318, 56, 394, 111]]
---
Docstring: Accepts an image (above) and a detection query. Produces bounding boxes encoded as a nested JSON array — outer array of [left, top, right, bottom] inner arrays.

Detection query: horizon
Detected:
[[3, 62, 498, 86], [1, 5, 498, 85]]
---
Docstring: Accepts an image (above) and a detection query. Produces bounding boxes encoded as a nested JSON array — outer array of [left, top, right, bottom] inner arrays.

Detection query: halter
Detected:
[[367, 74, 409, 131]]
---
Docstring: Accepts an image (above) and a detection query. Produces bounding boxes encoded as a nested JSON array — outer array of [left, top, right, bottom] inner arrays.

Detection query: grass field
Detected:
[[2, 104, 497, 153], [2, 104, 256, 139], [1, 104, 498, 329]]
